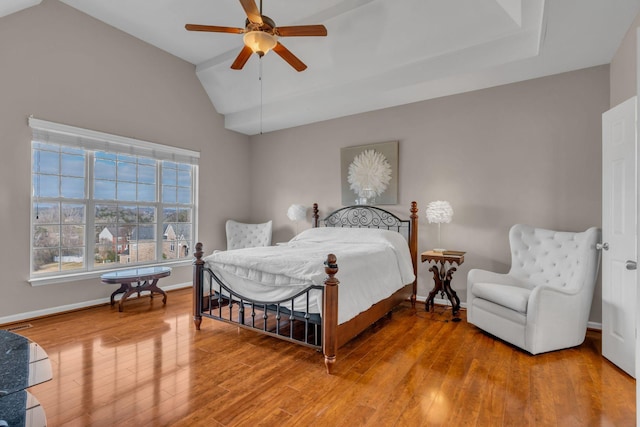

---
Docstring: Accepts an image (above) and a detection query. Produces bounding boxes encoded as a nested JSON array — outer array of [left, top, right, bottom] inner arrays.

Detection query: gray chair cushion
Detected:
[[471, 282, 531, 313]]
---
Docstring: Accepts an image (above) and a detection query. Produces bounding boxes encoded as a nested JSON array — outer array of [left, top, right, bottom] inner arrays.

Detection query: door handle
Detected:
[[596, 242, 609, 251], [626, 260, 637, 270]]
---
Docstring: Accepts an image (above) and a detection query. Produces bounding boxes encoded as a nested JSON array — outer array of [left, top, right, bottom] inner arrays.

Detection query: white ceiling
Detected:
[[5, 1, 640, 135]]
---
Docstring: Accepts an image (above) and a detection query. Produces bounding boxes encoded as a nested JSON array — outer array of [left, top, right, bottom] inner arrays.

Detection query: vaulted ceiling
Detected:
[[4, 1, 640, 135]]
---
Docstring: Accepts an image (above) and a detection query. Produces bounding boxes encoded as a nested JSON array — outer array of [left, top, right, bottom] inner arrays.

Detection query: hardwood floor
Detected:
[[5, 288, 635, 426]]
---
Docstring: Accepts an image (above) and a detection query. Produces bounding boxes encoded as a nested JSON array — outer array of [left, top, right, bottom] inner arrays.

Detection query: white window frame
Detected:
[[28, 117, 200, 286]]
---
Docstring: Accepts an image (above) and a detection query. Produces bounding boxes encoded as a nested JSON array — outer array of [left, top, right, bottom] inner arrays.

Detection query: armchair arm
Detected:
[[525, 285, 590, 354]]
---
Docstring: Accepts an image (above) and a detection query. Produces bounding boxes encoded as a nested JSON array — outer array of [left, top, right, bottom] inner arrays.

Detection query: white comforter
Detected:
[[203, 227, 415, 324]]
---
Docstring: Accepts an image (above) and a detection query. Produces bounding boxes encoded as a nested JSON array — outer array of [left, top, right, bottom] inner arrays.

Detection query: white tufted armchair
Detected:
[[225, 220, 273, 250], [467, 224, 600, 355]]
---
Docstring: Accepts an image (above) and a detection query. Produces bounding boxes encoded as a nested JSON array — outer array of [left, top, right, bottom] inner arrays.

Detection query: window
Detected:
[[30, 118, 199, 282]]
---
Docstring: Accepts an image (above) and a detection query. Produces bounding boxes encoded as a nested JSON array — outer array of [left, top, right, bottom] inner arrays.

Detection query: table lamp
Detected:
[[426, 200, 453, 252], [287, 204, 307, 235]]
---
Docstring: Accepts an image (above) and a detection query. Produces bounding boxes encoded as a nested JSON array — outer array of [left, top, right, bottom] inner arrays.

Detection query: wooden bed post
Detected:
[[322, 254, 339, 374], [193, 242, 204, 330], [409, 201, 418, 308], [312, 203, 319, 228]]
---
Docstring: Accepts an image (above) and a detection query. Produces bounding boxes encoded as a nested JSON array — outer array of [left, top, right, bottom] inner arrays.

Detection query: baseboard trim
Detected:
[[0, 281, 192, 327]]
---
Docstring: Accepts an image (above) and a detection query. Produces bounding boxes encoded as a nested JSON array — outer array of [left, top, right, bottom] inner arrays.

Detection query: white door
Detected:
[[601, 96, 637, 378]]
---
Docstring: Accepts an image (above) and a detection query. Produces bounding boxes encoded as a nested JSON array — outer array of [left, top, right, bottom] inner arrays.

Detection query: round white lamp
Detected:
[[287, 204, 307, 235], [426, 200, 453, 252]]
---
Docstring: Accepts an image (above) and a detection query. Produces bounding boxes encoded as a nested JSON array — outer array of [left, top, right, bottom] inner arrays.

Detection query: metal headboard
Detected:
[[314, 204, 412, 242]]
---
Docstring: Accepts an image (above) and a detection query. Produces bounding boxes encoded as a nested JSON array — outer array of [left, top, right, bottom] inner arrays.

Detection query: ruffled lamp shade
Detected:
[[426, 201, 453, 251], [287, 204, 307, 221], [287, 204, 307, 235]]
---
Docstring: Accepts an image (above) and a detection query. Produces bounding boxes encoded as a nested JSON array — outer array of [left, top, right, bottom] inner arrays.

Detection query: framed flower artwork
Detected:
[[340, 141, 398, 205]]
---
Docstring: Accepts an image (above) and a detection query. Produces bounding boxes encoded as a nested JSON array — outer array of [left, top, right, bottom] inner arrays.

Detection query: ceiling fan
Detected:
[[185, 0, 327, 72]]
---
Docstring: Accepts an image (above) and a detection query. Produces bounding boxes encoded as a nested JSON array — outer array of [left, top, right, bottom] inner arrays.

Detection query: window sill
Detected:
[[28, 259, 193, 286]]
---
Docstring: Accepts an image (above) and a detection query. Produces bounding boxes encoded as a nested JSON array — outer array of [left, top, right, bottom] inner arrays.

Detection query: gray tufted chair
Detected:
[[467, 224, 600, 354], [225, 220, 273, 250]]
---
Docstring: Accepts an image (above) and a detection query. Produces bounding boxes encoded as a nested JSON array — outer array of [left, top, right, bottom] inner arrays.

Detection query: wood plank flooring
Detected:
[[4, 288, 635, 426]]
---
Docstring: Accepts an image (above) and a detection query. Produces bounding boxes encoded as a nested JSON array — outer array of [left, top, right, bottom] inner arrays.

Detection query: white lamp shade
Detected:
[[287, 204, 307, 221], [426, 200, 453, 224]]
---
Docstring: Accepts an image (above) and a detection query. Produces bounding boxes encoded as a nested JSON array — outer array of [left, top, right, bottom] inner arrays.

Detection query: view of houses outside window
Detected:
[[31, 140, 195, 277]]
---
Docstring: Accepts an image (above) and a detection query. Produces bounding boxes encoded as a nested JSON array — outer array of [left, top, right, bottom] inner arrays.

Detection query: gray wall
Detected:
[[249, 66, 608, 323], [0, 0, 250, 320], [610, 12, 640, 107]]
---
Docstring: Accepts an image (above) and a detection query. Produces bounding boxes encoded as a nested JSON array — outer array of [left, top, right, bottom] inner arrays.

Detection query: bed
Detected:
[[192, 202, 418, 373]]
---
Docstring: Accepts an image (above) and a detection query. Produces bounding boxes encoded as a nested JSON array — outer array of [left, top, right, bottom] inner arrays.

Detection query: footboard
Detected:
[[193, 244, 339, 373]]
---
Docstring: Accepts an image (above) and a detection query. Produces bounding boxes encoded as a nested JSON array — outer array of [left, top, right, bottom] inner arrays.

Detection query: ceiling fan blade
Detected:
[[239, 0, 263, 25], [231, 45, 254, 70], [275, 25, 327, 37], [185, 24, 245, 34], [272, 42, 307, 72]]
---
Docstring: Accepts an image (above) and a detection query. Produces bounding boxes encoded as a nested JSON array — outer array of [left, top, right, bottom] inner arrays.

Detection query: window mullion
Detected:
[[156, 162, 163, 262], [86, 151, 96, 272]]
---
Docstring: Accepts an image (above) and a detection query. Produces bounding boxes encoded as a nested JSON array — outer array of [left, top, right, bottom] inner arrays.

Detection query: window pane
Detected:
[[33, 225, 59, 248], [177, 187, 191, 204], [117, 161, 137, 182], [178, 208, 191, 223], [36, 150, 59, 174], [61, 177, 85, 199], [162, 167, 176, 185], [60, 247, 84, 271], [34, 203, 59, 224], [33, 248, 59, 274], [95, 180, 116, 200], [37, 175, 59, 198], [117, 182, 136, 201], [62, 225, 84, 247], [174, 223, 192, 241], [96, 225, 114, 244], [138, 207, 155, 223], [95, 205, 117, 223], [163, 208, 177, 222], [138, 184, 155, 202], [62, 204, 84, 224], [133, 225, 155, 241], [94, 244, 117, 265], [162, 186, 176, 203], [178, 169, 191, 186], [95, 158, 116, 180], [138, 165, 156, 184], [118, 206, 137, 224], [61, 154, 85, 177]]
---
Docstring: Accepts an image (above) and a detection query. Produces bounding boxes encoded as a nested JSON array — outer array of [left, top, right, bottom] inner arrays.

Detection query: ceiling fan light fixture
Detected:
[[243, 30, 277, 56]]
